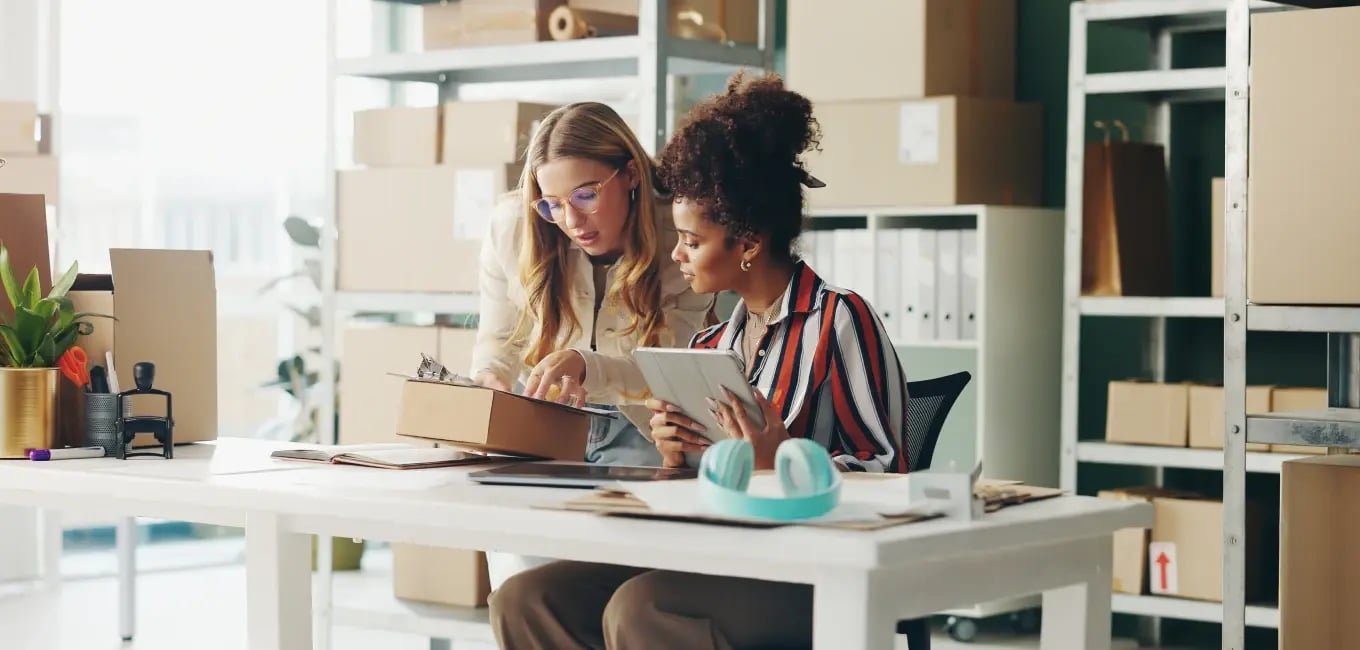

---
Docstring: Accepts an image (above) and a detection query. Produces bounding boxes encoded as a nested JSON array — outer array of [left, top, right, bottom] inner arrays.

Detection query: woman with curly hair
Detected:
[[488, 74, 909, 650]]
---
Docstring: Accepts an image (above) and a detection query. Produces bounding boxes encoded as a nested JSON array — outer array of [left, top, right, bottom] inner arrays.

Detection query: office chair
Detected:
[[895, 370, 973, 650]]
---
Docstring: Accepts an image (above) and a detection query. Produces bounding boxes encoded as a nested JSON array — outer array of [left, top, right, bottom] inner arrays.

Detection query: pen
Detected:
[[29, 446, 106, 461]]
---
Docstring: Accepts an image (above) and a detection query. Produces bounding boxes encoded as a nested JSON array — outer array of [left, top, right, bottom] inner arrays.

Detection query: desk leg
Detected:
[[1040, 536, 1112, 650], [246, 513, 312, 650], [813, 571, 894, 649], [117, 517, 136, 642]]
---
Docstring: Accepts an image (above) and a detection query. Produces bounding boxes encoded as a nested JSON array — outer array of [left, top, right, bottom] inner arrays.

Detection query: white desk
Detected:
[[0, 439, 1150, 650]]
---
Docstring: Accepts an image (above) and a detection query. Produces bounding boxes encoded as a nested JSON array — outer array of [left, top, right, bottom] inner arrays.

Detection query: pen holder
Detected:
[[84, 393, 119, 457]]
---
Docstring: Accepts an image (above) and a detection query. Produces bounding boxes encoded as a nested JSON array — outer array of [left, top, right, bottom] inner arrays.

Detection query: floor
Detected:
[[0, 541, 1144, 650]]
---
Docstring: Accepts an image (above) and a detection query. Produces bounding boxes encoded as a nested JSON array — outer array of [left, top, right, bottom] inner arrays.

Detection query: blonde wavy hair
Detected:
[[513, 103, 667, 368]]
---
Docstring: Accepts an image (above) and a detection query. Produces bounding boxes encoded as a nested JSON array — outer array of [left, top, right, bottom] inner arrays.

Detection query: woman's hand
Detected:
[[474, 371, 511, 392], [646, 398, 711, 468], [525, 350, 588, 406], [711, 387, 789, 471]]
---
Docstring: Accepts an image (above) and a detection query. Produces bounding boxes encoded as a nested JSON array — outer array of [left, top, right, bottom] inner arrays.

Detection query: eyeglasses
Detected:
[[532, 167, 621, 222]]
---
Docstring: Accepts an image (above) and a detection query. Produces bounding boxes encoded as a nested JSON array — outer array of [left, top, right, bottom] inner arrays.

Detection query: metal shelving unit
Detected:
[[1223, 3, 1360, 648], [315, 2, 777, 649], [1061, 1, 1293, 644]]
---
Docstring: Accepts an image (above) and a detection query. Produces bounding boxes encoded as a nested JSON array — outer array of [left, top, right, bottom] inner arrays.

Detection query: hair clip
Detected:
[[799, 169, 826, 189]]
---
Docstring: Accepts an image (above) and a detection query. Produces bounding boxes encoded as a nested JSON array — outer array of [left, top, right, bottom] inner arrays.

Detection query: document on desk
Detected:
[[620, 475, 944, 528]]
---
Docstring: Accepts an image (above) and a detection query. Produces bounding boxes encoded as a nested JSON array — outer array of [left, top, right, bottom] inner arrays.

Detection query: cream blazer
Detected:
[[470, 193, 714, 430]]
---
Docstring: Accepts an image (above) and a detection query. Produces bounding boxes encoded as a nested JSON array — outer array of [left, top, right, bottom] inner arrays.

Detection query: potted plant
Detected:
[[0, 244, 104, 458]]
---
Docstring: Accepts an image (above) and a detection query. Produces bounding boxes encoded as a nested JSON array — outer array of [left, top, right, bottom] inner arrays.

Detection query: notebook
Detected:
[[270, 444, 496, 470]]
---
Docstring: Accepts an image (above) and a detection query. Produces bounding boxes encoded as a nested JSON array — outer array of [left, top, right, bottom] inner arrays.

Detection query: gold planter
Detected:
[[0, 368, 60, 459]]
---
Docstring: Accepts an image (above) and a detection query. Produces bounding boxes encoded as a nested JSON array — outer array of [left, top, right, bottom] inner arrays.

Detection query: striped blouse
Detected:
[[690, 262, 909, 473]]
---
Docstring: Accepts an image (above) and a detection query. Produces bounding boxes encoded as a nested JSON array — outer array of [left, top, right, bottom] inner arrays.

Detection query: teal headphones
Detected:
[[698, 438, 842, 521]]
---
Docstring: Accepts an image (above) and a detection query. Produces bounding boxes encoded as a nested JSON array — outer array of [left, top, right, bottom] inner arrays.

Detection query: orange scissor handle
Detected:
[[58, 346, 89, 387]]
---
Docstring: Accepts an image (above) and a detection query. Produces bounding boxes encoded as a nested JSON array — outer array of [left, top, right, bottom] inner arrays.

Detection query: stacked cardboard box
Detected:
[[339, 100, 556, 294], [787, 0, 1039, 209], [0, 102, 57, 206], [1105, 381, 1331, 453], [1100, 487, 1265, 602], [1281, 455, 1360, 648]]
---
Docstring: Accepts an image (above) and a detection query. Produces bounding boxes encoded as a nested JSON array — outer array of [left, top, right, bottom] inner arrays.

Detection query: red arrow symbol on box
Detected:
[[1155, 551, 1171, 591]]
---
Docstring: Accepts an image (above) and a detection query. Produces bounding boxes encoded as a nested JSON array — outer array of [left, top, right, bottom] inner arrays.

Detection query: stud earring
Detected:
[[740, 259, 753, 272]]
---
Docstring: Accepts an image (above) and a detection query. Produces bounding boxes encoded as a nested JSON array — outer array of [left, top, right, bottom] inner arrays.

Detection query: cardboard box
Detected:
[[1270, 387, 1328, 455], [805, 97, 1041, 209], [64, 249, 218, 448], [0, 155, 58, 206], [0, 102, 39, 154], [1098, 487, 1192, 595], [337, 163, 520, 293], [788, 0, 1015, 102], [396, 380, 590, 460], [1151, 496, 1262, 602], [393, 545, 491, 608], [423, 0, 557, 50], [1188, 384, 1271, 451], [1211, 177, 1225, 297], [1248, 7, 1360, 304], [353, 107, 438, 168], [0, 193, 53, 318], [1281, 454, 1360, 649], [568, 0, 760, 44], [441, 101, 557, 167], [1106, 381, 1189, 447]]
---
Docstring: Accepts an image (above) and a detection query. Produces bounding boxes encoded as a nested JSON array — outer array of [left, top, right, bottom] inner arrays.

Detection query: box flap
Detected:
[[109, 248, 217, 442], [0, 193, 52, 321]]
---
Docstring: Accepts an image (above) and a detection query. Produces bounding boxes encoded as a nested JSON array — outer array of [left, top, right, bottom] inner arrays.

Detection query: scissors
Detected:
[[58, 346, 90, 391]]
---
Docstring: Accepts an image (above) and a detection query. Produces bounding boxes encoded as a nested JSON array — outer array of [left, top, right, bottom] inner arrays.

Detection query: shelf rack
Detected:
[[1062, 1, 1295, 645], [1223, 1, 1360, 648]]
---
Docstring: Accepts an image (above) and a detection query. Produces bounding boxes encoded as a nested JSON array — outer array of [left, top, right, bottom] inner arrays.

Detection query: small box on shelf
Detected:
[[442, 100, 558, 167], [1150, 495, 1265, 603], [423, 0, 557, 50], [1281, 454, 1360, 649], [353, 107, 438, 168], [1099, 486, 1195, 596], [394, 545, 490, 609], [0, 101, 39, 154], [1105, 381, 1189, 447]]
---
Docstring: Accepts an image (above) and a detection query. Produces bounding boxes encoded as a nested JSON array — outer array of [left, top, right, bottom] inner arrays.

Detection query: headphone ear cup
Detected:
[[701, 439, 754, 492], [776, 438, 838, 497]]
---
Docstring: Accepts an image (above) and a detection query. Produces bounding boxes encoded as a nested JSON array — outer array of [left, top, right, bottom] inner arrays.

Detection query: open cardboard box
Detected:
[[60, 249, 218, 448], [394, 377, 600, 461]]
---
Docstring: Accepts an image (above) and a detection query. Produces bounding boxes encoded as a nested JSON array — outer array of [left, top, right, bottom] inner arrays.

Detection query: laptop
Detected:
[[468, 461, 697, 489]]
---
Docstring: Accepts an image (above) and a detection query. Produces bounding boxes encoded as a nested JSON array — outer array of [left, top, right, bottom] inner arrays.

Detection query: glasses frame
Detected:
[[533, 167, 623, 222]]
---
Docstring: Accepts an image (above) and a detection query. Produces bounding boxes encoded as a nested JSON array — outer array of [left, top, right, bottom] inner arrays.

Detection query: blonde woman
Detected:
[[473, 101, 712, 453]]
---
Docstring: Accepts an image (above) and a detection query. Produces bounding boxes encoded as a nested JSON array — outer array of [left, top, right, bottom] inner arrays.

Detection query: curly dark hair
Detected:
[[657, 72, 821, 263]]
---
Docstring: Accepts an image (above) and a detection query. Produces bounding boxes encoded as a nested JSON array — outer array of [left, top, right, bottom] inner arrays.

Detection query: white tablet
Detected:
[[633, 347, 767, 446]]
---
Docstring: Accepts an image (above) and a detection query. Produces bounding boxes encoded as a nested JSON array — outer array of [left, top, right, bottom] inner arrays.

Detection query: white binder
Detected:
[[935, 229, 961, 341], [833, 229, 874, 297], [815, 230, 837, 284], [960, 230, 979, 340], [875, 231, 902, 341], [899, 229, 937, 342]]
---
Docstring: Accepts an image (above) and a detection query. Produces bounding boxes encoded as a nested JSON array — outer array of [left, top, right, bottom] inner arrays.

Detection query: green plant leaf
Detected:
[[34, 331, 57, 368], [20, 268, 40, 309], [0, 324, 27, 366], [48, 261, 78, 300], [0, 244, 20, 311], [14, 305, 46, 356]]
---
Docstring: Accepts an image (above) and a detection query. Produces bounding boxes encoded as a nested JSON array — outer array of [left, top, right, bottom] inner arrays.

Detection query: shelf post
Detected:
[[1059, 1, 1089, 493], [1222, 0, 1251, 647]]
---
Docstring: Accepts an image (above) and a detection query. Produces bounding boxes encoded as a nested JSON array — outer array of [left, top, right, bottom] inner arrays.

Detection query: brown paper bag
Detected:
[[1081, 121, 1172, 296]]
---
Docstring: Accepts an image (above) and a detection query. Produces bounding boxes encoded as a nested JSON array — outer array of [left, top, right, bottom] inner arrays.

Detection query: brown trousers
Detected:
[[488, 560, 814, 650]]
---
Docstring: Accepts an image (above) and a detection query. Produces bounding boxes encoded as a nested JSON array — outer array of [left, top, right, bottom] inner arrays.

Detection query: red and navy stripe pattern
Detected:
[[690, 262, 909, 473]]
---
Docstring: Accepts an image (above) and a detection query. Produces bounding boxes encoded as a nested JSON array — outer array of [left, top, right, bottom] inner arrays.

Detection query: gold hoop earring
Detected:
[[740, 259, 753, 272]]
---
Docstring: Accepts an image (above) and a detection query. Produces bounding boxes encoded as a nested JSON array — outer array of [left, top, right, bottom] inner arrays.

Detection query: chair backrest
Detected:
[[904, 371, 972, 472]]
